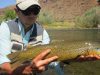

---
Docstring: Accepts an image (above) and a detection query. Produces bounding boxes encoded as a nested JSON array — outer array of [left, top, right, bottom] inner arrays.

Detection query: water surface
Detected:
[[44, 29, 100, 75]]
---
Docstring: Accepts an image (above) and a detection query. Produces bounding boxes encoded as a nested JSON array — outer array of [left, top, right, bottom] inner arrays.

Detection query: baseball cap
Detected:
[[16, 0, 41, 10]]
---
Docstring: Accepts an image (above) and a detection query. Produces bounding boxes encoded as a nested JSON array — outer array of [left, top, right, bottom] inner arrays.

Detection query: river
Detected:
[[42, 29, 100, 75]]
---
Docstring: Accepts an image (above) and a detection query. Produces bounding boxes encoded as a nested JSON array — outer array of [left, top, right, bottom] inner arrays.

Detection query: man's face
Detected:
[[15, 5, 41, 28]]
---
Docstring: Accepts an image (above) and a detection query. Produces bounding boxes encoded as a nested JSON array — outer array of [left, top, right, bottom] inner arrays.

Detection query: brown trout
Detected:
[[7, 29, 100, 68], [8, 41, 100, 68]]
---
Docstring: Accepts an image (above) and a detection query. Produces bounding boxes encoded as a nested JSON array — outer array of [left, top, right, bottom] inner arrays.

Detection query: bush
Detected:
[[4, 9, 16, 21], [75, 6, 100, 28], [38, 12, 55, 25], [0, 15, 4, 24]]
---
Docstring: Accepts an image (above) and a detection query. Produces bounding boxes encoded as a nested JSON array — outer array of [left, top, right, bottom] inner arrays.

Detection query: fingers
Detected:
[[38, 56, 58, 66], [85, 55, 95, 61], [37, 66, 46, 72], [31, 56, 58, 73], [76, 55, 85, 61], [91, 55, 100, 60], [79, 55, 85, 58], [30, 48, 58, 73], [31, 56, 58, 69], [77, 54, 100, 62], [85, 55, 100, 60], [33, 49, 51, 61]]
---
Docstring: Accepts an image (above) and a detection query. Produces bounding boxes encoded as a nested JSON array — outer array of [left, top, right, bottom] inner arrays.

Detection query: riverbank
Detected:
[[43, 21, 75, 29]]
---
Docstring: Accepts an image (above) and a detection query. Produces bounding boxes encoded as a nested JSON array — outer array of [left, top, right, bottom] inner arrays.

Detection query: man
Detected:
[[0, 0, 59, 75], [97, 0, 100, 5], [0, 0, 100, 75]]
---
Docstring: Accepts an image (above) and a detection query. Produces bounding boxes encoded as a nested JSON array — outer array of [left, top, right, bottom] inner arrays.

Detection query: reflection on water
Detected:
[[48, 29, 100, 42], [44, 29, 100, 75]]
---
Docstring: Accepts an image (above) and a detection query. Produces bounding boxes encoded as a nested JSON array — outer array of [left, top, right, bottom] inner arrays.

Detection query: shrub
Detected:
[[4, 9, 16, 21], [75, 6, 100, 28], [0, 15, 4, 24], [38, 12, 55, 25]]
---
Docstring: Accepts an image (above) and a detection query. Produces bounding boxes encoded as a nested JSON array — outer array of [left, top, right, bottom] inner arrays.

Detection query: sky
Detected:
[[0, 0, 16, 8]]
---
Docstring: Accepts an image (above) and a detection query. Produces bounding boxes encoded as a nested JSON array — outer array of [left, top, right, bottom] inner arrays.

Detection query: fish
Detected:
[[7, 40, 100, 69], [7, 29, 100, 69]]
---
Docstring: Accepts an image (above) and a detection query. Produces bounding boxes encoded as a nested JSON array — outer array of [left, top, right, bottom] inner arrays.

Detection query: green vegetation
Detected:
[[4, 9, 16, 20], [44, 21, 75, 29], [0, 15, 4, 24], [75, 6, 100, 28], [38, 12, 75, 29], [38, 12, 55, 25], [38, 6, 100, 28], [1, 6, 100, 29], [0, 9, 16, 24], [0, 9, 70, 29]]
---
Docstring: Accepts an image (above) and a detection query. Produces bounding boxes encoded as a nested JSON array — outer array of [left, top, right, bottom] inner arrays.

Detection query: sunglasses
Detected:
[[16, 5, 41, 16]]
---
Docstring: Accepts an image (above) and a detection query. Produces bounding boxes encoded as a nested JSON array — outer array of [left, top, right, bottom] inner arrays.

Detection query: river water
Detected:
[[42, 29, 100, 75]]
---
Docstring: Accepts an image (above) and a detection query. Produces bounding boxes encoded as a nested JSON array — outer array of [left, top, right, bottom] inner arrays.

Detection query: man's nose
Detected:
[[29, 13, 36, 17]]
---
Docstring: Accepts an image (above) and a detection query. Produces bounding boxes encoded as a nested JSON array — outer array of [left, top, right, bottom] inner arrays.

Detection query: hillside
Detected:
[[40, 0, 98, 21], [0, 0, 99, 21]]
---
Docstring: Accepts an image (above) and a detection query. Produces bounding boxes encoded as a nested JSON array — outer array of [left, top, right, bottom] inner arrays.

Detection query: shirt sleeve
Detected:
[[0, 22, 11, 65], [42, 29, 50, 45]]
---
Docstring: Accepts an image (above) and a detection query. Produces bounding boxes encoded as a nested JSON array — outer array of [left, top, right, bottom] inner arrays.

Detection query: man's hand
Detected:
[[76, 54, 100, 62], [12, 49, 58, 75], [30, 49, 58, 72]]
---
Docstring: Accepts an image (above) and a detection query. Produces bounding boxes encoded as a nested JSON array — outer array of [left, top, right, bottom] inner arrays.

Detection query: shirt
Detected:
[[0, 21, 50, 65]]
